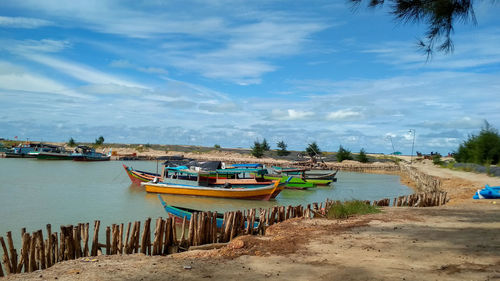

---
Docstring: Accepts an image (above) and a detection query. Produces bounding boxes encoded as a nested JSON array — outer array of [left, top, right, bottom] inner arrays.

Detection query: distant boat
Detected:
[[271, 166, 337, 184], [72, 145, 110, 161], [36, 146, 73, 160], [5, 143, 40, 158]]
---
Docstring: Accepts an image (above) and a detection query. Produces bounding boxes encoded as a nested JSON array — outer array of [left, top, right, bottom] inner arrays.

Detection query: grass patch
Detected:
[[326, 200, 381, 219]]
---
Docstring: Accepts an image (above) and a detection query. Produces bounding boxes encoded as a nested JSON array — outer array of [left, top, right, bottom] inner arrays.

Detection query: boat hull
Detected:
[[142, 180, 284, 201], [263, 175, 316, 189], [73, 155, 110, 161], [123, 164, 160, 185], [158, 195, 259, 228], [36, 152, 73, 160]]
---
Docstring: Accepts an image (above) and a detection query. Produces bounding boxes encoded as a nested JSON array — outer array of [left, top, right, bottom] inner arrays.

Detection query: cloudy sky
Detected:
[[1, 1, 499, 154]]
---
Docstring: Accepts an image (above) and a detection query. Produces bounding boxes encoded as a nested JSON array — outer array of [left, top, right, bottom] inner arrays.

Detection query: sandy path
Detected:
[[5, 203, 499, 281]]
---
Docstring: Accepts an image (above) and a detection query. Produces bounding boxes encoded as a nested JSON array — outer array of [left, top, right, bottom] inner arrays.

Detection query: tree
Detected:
[[350, 0, 479, 57], [251, 141, 264, 158], [276, 141, 290, 156], [357, 148, 369, 163], [214, 144, 221, 149], [337, 145, 353, 162], [454, 121, 500, 165], [67, 137, 76, 147], [95, 136, 105, 146], [305, 142, 321, 158], [261, 138, 270, 151]]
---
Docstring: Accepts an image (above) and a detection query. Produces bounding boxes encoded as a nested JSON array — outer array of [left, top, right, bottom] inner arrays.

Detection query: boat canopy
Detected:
[[216, 168, 268, 176], [230, 163, 263, 168]]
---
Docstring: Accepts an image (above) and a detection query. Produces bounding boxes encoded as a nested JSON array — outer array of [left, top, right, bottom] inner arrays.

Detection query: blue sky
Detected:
[[1, 1, 499, 154]]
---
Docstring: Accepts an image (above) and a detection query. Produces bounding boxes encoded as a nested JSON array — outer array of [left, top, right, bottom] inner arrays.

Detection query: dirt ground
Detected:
[[3, 157, 500, 281]]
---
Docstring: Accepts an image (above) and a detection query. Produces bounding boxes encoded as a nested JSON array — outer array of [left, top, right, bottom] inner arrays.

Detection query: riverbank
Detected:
[[1, 150, 499, 280]]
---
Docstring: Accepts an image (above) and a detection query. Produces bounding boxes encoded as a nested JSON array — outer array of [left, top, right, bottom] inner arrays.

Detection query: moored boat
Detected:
[[72, 145, 111, 161], [36, 146, 74, 160], [141, 176, 288, 200], [271, 166, 337, 184], [5, 143, 41, 158], [158, 195, 259, 228], [123, 164, 161, 185]]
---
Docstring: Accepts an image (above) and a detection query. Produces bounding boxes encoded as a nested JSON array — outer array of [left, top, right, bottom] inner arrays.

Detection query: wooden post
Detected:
[[74, 225, 82, 258], [6, 232, 17, 273], [0, 256, 3, 277], [179, 217, 187, 247], [0, 236, 12, 274], [83, 223, 90, 257], [163, 218, 172, 255], [91, 221, 100, 256], [212, 212, 218, 243], [20, 232, 30, 273], [124, 222, 132, 254], [140, 218, 150, 255], [46, 224, 52, 267], [29, 232, 36, 272], [37, 230, 46, 270], [134, 221, 141, 253]]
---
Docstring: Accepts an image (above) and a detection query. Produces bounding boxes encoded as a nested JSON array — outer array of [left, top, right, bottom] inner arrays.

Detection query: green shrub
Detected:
[[327, 201, 380, 219], [251, 141, 264, 158], [261, 139, 270, 151], [214, 144, 221, 149], [336, 145, 353, 162], [432, 154, 442, 165], [67, 137, 76, 147], [276, 141, 290, 156], [305, 142, 321, 157], [454, 121, 500, 165], [357, 148, 369, 163]]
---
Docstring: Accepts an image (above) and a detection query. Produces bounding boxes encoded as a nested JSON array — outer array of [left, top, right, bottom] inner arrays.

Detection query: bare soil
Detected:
[[3, 155, 500, 281]]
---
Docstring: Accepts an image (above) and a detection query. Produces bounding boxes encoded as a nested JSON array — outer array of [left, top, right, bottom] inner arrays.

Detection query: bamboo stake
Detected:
[[212, 212, 218, 243], [91, 221, 100, 256], [140, 218, 151, 255], [0, 236, 12, 274], [29, 232, 36, 272], [6, 232, 17, 273], [163, 218, 172, 255], [118, 223, 124, 255], [38, 230, 46, 270], [180, 217, 187, 247], [124, 222, 132, 254]]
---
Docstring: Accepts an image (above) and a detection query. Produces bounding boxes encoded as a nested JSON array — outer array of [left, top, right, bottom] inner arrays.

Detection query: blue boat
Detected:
[[473, 184, 500, 199], [158, 195, 259, 228]]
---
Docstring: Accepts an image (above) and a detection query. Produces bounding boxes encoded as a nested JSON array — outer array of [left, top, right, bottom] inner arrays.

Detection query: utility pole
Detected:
[[409, 129, 416, 164]]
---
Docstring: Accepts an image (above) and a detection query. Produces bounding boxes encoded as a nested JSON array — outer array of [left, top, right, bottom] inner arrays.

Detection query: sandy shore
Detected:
[[2, 152, 500, 280]]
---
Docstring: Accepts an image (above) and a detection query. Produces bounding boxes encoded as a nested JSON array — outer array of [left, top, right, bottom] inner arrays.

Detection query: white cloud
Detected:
[[0, 16, 53, 28], [0, 61, 87, 98], [326, 109, 363, 121], [271, 109, 315, 121]]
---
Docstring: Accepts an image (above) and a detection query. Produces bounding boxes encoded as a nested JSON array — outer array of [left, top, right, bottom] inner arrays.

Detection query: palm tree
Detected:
[[350, 0, 479, 57]]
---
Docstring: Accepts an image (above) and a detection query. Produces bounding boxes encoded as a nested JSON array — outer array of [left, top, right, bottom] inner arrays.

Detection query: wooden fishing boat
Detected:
[[271, 166, 337, 184], [36, 146, 74, 160], [141, 177, 287, 200], [157, 195, 259, 228], [262, 175, 316, 189], [5, 143, 41, 158], [72, 146, 111, 161], [123, 164, 160, 185]]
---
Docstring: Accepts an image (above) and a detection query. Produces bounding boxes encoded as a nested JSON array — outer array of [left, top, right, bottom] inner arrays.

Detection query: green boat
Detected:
[[271, 166, 335, 185], [262, 175, 316, 190], [36, 146, 74, 160]]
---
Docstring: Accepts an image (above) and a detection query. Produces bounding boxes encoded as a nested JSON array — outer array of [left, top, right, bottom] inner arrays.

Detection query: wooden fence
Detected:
[[0, 191, 448, 277]]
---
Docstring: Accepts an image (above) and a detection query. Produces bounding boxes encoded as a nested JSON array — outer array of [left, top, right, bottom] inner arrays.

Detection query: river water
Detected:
[[0, 158, 412, 241]]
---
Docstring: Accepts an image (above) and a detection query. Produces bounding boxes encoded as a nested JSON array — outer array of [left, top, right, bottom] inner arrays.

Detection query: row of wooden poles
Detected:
[[0, 191, 447, 277]]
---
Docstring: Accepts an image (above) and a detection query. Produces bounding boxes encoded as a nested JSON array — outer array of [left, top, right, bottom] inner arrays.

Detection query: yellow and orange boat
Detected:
[[141, 178, 287, 201]]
